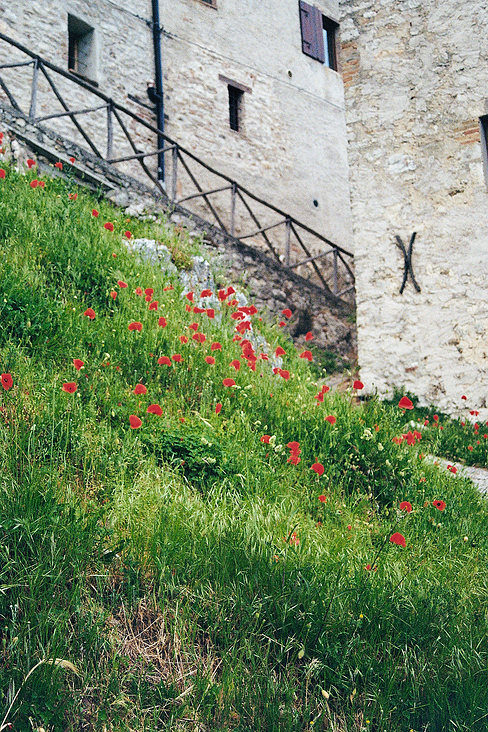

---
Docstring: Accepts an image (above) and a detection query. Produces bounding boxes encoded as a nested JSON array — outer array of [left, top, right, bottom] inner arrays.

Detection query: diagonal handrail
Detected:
[[0, 30, 354, 301]]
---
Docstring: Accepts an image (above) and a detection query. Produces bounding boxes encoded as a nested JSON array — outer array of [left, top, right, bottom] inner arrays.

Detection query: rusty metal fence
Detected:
[[0, 31, 354, 301]]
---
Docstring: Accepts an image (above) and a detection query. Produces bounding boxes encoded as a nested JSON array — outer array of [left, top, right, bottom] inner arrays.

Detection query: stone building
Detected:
[[2, 0, 487, 414], [0, 0, 353, 253], [339, 0, 488, 417]]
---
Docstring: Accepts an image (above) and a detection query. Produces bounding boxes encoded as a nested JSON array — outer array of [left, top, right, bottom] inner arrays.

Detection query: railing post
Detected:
[[230, 182, 237, 236], [333, 248, 338, 295], [28, 58, 39, 122], [285, 217, 291, 266], [106, 101, 114, 160], [171, 144, 178, 202]]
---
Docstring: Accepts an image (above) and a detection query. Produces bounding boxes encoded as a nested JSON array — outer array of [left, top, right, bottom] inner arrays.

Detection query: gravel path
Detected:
[[426, 456, 488, 495]]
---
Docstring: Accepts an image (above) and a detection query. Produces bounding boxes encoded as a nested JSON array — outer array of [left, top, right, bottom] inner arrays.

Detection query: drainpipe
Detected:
[[151, 0, 165, 182]]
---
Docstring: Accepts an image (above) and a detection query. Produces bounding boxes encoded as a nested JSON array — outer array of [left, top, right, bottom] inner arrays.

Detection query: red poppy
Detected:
[[133, 287, 142, 296], [461, 395, 467, 400], [325, 415, 336, 425], [215, 402, 222, 414], [0, 169, 5, 179], [129, 415, 142, 429], [157, 356, 172, 366], [260, 435, 271, 444], [433, 414, 439, 422], [279, 369, 290, 380], [128, 322, 142, 331], [392, 436, 403, 444], [231, 312, 244, 321], [315, 392, 325, 403], [218, 289, 227, 302], [305, 331, 313, 341], [402, 431, 416, 446], [158, 317, 167, 327], [311, 462, 325, 475], [287, 441, 300, 451], [275, 346, 286, 357], [200, 289, 212, 297], [470, 410, 480, 416], [192, 333, 206, 343], [205, 356, 216, 365], [30, 180, 38, 188], [125, 231, 132, 239], [230, 359, 241, 371], [468, 445, 474, 451], [39, 181, 45, 188], [399, 501, 412, 513], [149, 301, 158, 311], [188, 323, 198, 332], [282, 308, 292, 318], [147, 404, 163, 415], [180, 335, 188, 344], [1, 373, 13, 390], [433, 499, 446, 511], [117, 280, 128, 288], [185, 292, 194, 302], [84, 308, 96, 320], [447, 465, 457, 474], [279, 321, 286, 327], [389, 532, 406, 548], [110, 290, 117, 300], [398, 396, 414, 410], [62, 382, 77, 393], [300, 350, 313, 361], [211, 342, 222, 351], [321, 385, 330, 393], [223, 378, 236, 387], [69, 193, 77, 200], [185, 304, 192, 312], [134, 384, 147, 395], [69, 157, 75, 163], [318, 494, 327, 502], [206, 308, 215, 319], [194, 306, 205, 314], [54, 161, 63, 169], [172, 354, 183, 362], [353, 380, 364, 389], [233, 335, 242, 342], [288, 454, 301, 465], [27, 159, 36, 168], [92, 209, 99, 217], [73, 359, 84, 371]]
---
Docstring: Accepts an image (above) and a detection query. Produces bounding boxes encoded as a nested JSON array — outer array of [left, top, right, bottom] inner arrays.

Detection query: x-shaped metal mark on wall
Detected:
[[395, 232, 421, 294]]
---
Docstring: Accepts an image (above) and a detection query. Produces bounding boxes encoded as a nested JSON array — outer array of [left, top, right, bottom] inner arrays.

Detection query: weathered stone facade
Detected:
[[339, 0, 488, 417], [0, 0, 353, 253]]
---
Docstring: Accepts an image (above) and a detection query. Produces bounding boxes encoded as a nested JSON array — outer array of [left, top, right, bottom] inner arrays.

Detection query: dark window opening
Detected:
[[228, 85, 243, 132], [323, 16, 339, 70], [480, 115, 488, 187], [68, 14, 97, 84], [199, 0, 217, 6], [299, 1, 339, 71]]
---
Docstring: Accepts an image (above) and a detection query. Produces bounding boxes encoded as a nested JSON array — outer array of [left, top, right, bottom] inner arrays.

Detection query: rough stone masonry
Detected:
[[339, 0, 488, 420]]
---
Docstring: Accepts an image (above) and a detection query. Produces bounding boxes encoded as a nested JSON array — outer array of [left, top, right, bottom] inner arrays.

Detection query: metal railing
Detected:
[[0, 31, 354, 300]]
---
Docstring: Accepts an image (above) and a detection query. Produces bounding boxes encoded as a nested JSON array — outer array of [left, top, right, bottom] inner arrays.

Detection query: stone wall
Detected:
[[0, 0, 353, 257], [339, 0, 488, 418]]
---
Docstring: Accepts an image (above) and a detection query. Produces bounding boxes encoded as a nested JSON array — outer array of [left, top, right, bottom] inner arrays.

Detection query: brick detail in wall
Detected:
[[454, 120, 481, 145], [340, 41, 360, 88]]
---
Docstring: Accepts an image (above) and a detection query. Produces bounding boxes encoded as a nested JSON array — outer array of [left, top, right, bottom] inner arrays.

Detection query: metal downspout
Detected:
[[151, 0, 165, 182]]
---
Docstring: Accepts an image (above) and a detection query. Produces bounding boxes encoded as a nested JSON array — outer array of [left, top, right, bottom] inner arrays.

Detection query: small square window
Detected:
[[68, 14, 97, 84], [299, 2, 339, 71]]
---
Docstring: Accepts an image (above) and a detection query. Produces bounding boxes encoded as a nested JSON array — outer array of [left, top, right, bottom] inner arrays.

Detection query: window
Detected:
[[219, 75, 252, 132], [299, 1, 339, 71], [481, 115, 488, 186], [68, 14, 97, 85], [196, 0, 217, 6], [228, 85, 243, 131]]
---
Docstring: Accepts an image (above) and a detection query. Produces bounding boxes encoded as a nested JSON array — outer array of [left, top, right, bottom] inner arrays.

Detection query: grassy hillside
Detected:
[[1, 159, 488, 732]]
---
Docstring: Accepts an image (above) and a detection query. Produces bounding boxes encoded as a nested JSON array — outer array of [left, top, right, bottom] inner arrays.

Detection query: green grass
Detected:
[[1, 160, 488, 731]]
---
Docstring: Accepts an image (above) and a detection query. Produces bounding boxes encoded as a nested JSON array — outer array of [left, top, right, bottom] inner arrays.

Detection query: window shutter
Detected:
[[299, 1, 325, 63]]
